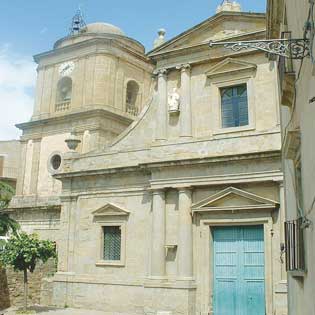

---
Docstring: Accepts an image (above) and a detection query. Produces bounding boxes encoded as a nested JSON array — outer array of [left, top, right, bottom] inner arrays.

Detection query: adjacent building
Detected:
[[267, 1, 315, 314], [9, 2, 289, 314], [0, 140, 20, 188]]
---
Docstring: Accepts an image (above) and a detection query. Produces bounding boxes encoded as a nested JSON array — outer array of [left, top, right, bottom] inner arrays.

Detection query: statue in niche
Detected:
[[168, 88, 180, 114]]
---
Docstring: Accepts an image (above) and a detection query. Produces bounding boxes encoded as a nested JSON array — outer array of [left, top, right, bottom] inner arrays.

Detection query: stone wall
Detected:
[[0, 259, 56, 311]]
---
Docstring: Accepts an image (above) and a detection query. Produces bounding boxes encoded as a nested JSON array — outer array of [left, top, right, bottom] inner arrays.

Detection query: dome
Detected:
[[83, 22, 125, 36]]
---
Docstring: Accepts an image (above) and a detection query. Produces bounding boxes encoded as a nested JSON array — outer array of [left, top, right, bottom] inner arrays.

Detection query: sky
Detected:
[[0, 0, 266, 140]]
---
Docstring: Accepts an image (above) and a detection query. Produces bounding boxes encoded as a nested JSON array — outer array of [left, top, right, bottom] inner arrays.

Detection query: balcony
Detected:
[[0, 167, 18, 179], [126, 103, 139, 116], [55, 101, 71, 112], [285, 218, 306, 276]]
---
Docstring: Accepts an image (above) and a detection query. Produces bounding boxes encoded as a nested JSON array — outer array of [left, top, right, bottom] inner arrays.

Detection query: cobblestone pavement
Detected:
[[3, 306, 114, 315]]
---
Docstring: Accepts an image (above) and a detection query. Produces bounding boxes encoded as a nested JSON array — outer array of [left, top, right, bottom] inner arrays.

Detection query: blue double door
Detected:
[[213, 225, 265, 315]]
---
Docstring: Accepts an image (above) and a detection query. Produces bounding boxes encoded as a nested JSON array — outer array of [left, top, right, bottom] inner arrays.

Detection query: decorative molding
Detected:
[[92, 202, 130, 217], [192, 186, 279, 214], [205, 57, 257, 78]]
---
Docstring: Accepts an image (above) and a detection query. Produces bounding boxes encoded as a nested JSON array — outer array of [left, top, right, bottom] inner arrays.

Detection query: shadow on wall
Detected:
[[0, 266, 10, 311]]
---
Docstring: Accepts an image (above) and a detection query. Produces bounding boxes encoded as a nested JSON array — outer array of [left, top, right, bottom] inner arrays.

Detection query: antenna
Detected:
[[69, 8, 86, 35]]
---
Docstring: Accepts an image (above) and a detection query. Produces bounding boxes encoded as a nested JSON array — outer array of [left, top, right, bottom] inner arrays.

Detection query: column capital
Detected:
[[153, 68, 168, 78], [176, 63, 191, 73], [177, 186, 193, 194], [147, 187, 165, 195]]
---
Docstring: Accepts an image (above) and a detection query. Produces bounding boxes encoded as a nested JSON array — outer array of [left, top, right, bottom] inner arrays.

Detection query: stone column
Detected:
[[178, 64, 192, 137], [155, 69, 168, 140], [151, 189, 166, 278], [177, 187, 193, 279]]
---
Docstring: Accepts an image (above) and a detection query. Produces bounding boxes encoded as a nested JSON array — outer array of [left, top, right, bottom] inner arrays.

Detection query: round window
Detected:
[[51, 154, 62, 170]]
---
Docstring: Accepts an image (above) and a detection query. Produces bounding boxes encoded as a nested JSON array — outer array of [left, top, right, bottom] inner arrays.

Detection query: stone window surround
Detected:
[[47, 151, 63, 175], [95, 221, 126, 267], [210, 75, 256, 136]]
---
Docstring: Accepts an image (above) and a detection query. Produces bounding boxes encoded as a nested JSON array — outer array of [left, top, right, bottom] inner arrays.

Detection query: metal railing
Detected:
[[126, 103, 139, 116], [55, 101, 71, 112], [285, 218, 305, 272], [0, 167, 18, 179]]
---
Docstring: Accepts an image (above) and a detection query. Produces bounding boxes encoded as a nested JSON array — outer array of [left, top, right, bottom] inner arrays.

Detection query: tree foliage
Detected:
[[0, 180, 19, 236], [0, 232, 56, 273]]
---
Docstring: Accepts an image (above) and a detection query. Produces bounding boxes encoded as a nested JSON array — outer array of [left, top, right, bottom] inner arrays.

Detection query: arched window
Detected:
[[56, 77, 72, 111], [125, 80, 139, 116]]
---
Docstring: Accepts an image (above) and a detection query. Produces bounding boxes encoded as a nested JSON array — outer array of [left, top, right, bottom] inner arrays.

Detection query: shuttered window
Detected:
[[221, 84, 249, 128], [103, 226, 121, 261]]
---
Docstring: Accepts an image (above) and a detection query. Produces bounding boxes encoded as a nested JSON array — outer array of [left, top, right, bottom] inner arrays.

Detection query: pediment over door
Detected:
[[192, 187, 278, 215], [205, 58, 257, 78], [92, 203, 130, 217]]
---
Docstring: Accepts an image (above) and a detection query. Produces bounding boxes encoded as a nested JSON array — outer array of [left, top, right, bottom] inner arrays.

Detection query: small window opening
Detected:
[[51, 155, 62, 170], [103, 226, 121, 261], [220, 84, 249, 128], [56, 77, 72, 106], [125, 80, 139, 116]]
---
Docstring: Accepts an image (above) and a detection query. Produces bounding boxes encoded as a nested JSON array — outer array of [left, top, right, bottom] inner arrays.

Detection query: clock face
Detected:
[[59, 61, 75, 77]]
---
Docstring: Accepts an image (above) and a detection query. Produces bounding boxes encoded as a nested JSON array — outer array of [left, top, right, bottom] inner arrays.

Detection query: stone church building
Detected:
[[9, 2, 288, 315]]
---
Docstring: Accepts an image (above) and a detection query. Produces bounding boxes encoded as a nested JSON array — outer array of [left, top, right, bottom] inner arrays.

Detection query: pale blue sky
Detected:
[[0, 0, 266, 140]]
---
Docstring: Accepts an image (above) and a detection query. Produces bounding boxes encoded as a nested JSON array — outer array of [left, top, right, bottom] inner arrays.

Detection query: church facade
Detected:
[[10, 3, 288, 315]]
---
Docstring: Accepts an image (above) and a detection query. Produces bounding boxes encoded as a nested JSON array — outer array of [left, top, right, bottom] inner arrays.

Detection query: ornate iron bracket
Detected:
[[209, 39, 310, 60]]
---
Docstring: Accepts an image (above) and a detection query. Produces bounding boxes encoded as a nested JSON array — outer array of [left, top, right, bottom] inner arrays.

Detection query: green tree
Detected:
[[0, 232, 56, 310], [0, 180, 19, 236]]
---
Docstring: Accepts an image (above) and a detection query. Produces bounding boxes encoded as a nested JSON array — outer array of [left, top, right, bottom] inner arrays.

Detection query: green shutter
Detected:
[[221, 84, 249, 128], [103, 226, 121, 260]]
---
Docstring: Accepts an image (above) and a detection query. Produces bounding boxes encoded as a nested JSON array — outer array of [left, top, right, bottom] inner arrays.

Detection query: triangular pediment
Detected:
[[92, 203, 130, 217], [148, 12, 266, 56], [192, 187, 278, 214], [205, 58, 257, 77]]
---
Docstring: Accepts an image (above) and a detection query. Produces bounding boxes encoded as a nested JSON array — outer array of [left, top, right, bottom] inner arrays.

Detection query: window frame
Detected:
[[211, 76, 256, 135], [96, 221, 126, 267]]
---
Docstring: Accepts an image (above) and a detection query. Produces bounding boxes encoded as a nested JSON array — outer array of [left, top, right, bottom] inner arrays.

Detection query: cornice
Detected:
[[34, 37, 153, 71], [16, 108, 133, 132], [147, 11, 266, 57], [53, 150, 281, 180]]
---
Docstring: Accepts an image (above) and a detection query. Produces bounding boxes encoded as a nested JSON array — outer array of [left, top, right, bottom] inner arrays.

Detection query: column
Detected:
[[155, 69, 168, 140], [151, 189, 166, 278], [177, 187, 193, 279], [178, 64, 192, 137]]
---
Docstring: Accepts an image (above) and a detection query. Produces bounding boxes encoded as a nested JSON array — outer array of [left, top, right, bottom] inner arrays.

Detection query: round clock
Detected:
[[59, 61, 75, 77]]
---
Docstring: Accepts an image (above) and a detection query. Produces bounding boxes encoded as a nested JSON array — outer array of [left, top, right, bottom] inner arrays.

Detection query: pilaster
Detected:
[[177, 64, 192, 137], [155, 69, 168, 140], [177, 187, 194, 280], [29, 138, 42, 194], [15, 140, 28, 195], [150, 189, 166, 278]]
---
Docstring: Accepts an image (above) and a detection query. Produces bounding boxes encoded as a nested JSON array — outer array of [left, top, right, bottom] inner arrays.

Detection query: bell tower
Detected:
[[10, 13, 154, 236]]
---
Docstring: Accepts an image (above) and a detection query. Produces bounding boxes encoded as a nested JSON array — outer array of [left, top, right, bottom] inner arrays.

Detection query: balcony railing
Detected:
[[285, 218, 305, 272], [55, 101, 71, 112], [0, 167, 18, 179], [126, 103, 139, 116]]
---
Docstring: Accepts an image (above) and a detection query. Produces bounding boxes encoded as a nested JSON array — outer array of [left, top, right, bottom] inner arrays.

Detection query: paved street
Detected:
[[3, 306, 115, 315]]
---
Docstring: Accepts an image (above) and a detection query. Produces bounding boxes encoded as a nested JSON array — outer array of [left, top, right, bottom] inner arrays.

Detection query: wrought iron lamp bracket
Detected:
[[209, 39, 310, 60]]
